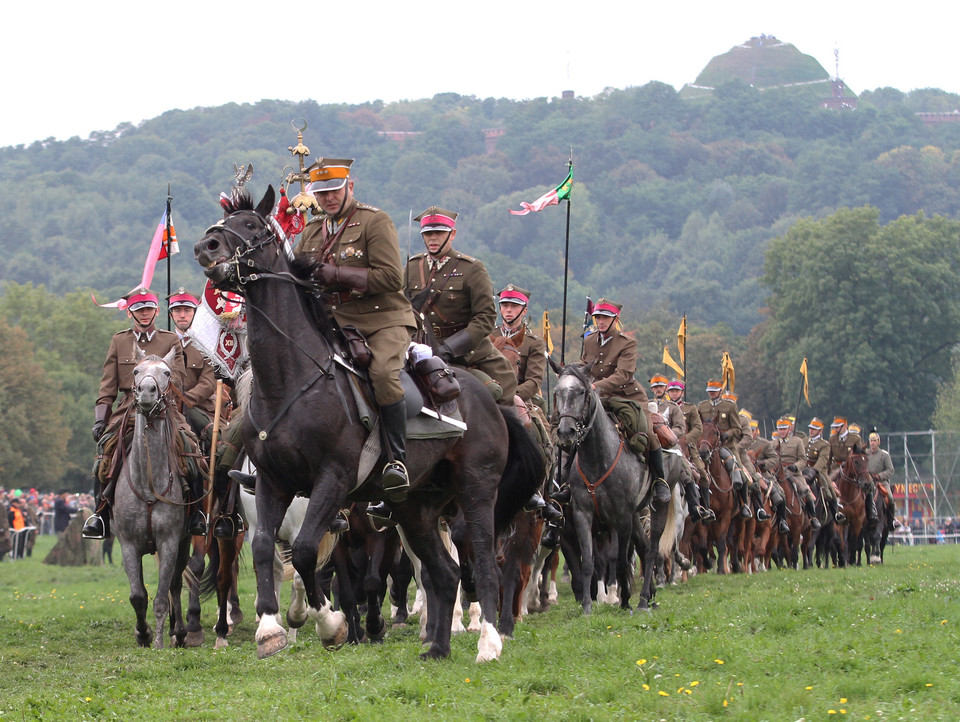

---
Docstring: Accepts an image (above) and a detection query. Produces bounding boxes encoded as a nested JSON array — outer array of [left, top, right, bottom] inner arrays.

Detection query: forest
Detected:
[[4, 75, 960, 489]]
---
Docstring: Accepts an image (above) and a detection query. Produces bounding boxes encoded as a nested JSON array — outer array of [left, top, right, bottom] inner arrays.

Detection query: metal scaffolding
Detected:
[[884, 430, 960, 521]]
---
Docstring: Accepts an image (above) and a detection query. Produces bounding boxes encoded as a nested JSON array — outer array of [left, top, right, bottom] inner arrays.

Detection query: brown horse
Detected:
[[776, 470, 807, 569], [696, 420, 737, 574], [834, 450, 870, 567]]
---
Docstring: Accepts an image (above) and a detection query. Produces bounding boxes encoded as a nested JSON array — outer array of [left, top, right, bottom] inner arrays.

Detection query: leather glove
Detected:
[[438, 343, 455, 363], [788, 464, 798, 473], [92, 404, 110, 442], [719, 431, 729, 443], [757, 461, 767, 472], [92, 420, 107, 442], [313, 263, 338, 285]]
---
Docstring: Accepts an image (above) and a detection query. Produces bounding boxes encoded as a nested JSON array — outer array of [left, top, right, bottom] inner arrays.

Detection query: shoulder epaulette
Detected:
[[305, 214, 324, 226], [113, 329, 131, 338], [355, 202, 381, 212], [408, 252, 428, 261]]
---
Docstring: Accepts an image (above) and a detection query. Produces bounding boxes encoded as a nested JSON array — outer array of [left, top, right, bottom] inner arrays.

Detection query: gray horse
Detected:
[[114, 348, 192, 648], [555, 364, 676, 614]]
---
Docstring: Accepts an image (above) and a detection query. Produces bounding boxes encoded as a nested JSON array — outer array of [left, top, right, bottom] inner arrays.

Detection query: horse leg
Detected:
[[390, 546, 414, 627], [213, 538, 238, 649], [639, 498, 670, 610], [253, 484, 294, 659], [396, 511, 460, 660], [364, 529, 389, 643], [168, 536, 191, 648], [184, 538, 206, 647], [125, 555, 153, 648], [151, 538, 180, 651], [572, 507, 595, 615], [616, 519, 633, 611], [289, 495, 349, 651]]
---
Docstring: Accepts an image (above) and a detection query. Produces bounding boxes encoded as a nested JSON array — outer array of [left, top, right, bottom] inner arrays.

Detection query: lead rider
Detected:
[[293, 158, 417, 501]]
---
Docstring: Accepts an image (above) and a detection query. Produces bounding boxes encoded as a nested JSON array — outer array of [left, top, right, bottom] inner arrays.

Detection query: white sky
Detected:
[[3, 1, 957, 149]]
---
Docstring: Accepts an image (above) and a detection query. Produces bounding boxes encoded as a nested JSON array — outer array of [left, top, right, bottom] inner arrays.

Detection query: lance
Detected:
[[206, 379, 225, 531], [792, 357, 809, 428], [560, 150, 573, 364], [165, 184, 173, 331]]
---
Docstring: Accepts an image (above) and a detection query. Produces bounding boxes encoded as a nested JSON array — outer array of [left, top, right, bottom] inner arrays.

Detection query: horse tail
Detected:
[[658, 490, 679, 558], [494, 410, 546, 535]]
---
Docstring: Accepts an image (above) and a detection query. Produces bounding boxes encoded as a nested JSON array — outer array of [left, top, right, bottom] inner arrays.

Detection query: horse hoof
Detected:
[[368, 619, 387, 642], [392, 622, 407, 629], [137, 633, 153, 648], [321, 625, 349, 650], [419, 648, 449, 660], [256, 630, 288, 659], [184, 630, 205, 647], [214, 636, 229, 650]]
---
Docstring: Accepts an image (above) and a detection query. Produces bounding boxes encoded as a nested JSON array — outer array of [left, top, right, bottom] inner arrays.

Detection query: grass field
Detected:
[[1, 536, 958, 721]]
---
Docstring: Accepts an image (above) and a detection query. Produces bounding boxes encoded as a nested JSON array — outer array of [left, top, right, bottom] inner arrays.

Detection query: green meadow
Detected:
[[1, 536, 957, 720]]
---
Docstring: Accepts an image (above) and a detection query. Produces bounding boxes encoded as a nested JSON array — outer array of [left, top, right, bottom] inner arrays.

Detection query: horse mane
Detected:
[[560, 362, 592, 387]]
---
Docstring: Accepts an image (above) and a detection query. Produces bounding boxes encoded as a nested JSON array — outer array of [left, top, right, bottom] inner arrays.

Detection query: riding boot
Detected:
[[776, 500, 790, 535], [366, 501, 398, 527], [865, 489, 879, 522], [684, 478, 715, 523], [735, 474, 752, 519], [539, 498, 564, 522], [830, 497, 846, 525], [753, 487, 771, 522], [379, 399, 410, 503], [82, 478, 114, 540], [329, 509, 350, 534], [805, 498, 822, 530], [886, 501, 897, 532], [647, 448, 670, 504], [552, 484, 571, 504], [524, 491, 548, 513], [186, 466, 209, 537], [700, 482, 713, 518], [541, 521, 562, 549]]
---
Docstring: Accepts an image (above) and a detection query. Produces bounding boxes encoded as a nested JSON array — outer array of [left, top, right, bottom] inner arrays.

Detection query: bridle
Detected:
[[133, 365, 172, 426], [556, 374, 599, 453]]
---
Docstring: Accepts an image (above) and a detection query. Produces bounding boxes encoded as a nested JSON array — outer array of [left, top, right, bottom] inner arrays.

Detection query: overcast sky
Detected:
[[4, 1, 957, 149]]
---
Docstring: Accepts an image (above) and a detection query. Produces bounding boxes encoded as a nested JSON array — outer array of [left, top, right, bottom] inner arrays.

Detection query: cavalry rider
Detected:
[[771, 416, 822, 531], [490, 285, 546, 407], [82, 289, 208, 539], [828, 416, 875, 521], [805, 417, 845, 524], [865, 431, 898, 531], [489, 285, 559, 520], [697, 379, 766, 520], [665, 378, 716, 521], [739, 413, 787, 533], [579, 299, 670, 504], [294, 158, 417, 503], [650, 375, 713, 522], [404, 207, 517, 404], [167, 289, 218, 447]]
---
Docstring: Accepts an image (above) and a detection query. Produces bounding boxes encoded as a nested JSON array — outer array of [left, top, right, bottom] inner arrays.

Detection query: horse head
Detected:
[[699, 418, 721, 460], [842, 450, 872, 487], [132, 346, 178, 417], [195, 186, 281, 292], [554, 364, 595, 450]]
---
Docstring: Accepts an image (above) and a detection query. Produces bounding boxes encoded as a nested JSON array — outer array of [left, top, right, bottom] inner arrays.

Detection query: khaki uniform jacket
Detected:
[[295, 197, 417, 336], [181, 338, 217, 417], [829, 432, 863, 472], [773, 434, 806, 470], [679, 401, 703, 445], [697, 398, 743, 447], [581, 332, 647, 402], [806, 436, 831, 477], [745, 436, 780, 473], [653, 397, 686, 437], [405, 249, 515, 399], [97, 328, 186, 424], [866, 448, 895, 482], [490, 325, 546, 402]]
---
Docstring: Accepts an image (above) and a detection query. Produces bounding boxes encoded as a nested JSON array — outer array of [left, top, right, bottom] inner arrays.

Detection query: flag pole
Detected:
[[165, 183, 173, 331], [560, 151, 573, 365]]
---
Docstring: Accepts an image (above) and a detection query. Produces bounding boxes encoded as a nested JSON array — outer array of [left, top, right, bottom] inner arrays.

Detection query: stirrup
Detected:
[[755, 507, 770, 522], [524, 492, 547, 513], [778, 519, 790, 534], [213, 513, 242, 540], [652, 478, 671, 504], [381, 461, 410, 502], [366, 501, 397, 527], [809, 517, 821, 530], [740, 504, 752, 519], [540, 500, 564, 522], [188, 510, 210, 537], [697, 506, 717, 523], [82, 513, 109, 540], [329, 509, 350, 534], [552, 485, 571, 504], [835, 512, 847, 525]]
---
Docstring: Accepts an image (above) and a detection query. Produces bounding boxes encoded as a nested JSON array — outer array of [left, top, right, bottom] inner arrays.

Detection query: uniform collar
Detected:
[[134, 328, 157, 343], [427, 255, 451, 271], [598, 333, 613, 346]]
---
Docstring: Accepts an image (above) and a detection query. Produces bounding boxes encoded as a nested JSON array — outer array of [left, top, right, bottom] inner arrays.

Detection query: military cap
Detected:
[[591, 298, 621, 317], [705, 379, 724, 392], [667, 378, 685, 391], [124, 288, 159, 311], [740, 409, 753, 420], [808, 417, 825, 430], [168, 287, 199, 309], [415, 207, 458, 233], [306, 158, 353, 193], [649, 375, 669, 387], [776, 416, 792, 429], [498, 285, 530, 306], [831, 416, 847, 428]]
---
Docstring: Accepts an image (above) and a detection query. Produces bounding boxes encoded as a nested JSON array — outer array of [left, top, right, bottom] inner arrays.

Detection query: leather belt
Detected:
[[324, 291, 353, 305], [432, 324, 464, 340]]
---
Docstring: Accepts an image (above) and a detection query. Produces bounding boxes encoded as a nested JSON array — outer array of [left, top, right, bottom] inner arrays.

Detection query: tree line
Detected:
[[3, 81, 960, 489]]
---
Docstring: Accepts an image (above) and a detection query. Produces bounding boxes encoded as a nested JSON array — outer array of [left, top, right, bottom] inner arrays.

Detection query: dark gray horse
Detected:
[[114, 348, 192, 648], [194, 186, 543, 661], [554, 364, 675, 614]]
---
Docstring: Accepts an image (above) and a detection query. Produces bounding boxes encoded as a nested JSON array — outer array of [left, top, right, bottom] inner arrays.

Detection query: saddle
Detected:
[[650, 412, 678, 449]]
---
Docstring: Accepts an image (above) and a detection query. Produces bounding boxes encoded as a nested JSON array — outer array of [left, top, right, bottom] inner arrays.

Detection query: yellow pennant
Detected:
[[663, 346, 684, 377], [800, 357, 810, 405], [677, 316, 687, 364], [541, 310, 555, 355]]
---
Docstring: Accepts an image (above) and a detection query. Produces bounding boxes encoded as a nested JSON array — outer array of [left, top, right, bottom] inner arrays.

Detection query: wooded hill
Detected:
[[5, 37, 960, 489]]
